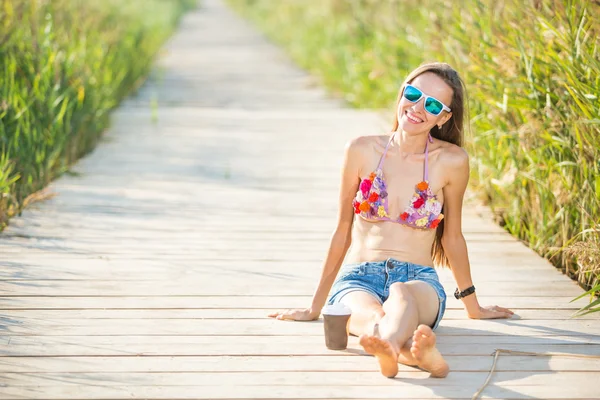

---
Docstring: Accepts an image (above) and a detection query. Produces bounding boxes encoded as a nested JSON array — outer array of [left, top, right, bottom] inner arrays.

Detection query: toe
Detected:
[[417, 324, 432, 336]]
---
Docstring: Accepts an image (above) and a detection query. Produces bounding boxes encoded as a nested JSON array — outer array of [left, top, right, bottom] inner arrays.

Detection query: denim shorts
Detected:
[[327, 258, 447, 330]]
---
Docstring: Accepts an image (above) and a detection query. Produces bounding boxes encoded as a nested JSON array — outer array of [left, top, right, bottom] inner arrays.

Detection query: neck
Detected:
[[393, 130, 429, 155]]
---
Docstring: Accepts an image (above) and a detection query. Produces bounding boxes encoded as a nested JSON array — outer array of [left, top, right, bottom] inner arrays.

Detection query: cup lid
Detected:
[[321, 303, 352, 316]]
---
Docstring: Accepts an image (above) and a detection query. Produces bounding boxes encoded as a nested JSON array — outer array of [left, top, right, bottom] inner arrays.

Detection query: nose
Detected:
[[409, 97, 426, 114]]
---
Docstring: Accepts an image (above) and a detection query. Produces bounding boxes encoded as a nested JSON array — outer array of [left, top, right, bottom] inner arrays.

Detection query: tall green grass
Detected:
[[0, 0, 196, 227], [227, 0, 600, 307]]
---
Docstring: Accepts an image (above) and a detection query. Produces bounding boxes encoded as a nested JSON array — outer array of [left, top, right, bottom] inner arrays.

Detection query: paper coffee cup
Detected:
[[322, 303, 352, 350], [322, 303, 352, 316]]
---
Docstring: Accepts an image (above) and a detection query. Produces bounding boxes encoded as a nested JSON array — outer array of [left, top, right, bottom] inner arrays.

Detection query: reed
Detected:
[[0, 0, 196, 226]]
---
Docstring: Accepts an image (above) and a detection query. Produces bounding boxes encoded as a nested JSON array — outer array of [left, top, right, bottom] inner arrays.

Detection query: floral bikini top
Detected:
[[352, 133, 444, 230]]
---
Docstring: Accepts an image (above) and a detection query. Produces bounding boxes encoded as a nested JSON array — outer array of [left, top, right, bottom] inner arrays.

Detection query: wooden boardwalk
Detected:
[[1, 0, 599, 398]]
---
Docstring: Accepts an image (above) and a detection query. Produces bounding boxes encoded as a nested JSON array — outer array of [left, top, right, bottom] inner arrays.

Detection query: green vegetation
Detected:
[[0, 0, 196, 226], [227, 0, 600, 311]]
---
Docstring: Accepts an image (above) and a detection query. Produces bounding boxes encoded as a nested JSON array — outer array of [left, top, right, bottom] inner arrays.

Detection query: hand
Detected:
[[468, 305, 514, 319], [268, 307, 320, 321]]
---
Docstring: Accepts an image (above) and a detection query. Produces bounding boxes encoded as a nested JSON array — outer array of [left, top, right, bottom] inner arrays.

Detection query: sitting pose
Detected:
[[269, 62, 513, 378]]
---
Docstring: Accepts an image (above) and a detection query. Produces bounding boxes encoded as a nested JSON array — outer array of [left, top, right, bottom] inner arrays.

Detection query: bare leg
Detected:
[[338, 290, 385, 337], [359, 281, 446, 378], [384, 281, 439, 366], [338, 291, 400, 377]]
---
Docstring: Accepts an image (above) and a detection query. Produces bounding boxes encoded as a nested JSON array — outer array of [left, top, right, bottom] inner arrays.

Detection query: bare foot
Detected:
[[398, 340, 418, 366], [410, 324, 449, 378], [359, 334, 399, 378]]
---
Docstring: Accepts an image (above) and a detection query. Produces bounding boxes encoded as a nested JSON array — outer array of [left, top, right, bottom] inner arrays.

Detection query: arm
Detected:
[[441, 148, 513, 319], [269, 138, 363, 320]]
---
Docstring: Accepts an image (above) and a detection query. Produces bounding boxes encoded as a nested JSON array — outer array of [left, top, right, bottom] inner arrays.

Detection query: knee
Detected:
[[388, 283, 415, 302], [372, 307, 385, 320]]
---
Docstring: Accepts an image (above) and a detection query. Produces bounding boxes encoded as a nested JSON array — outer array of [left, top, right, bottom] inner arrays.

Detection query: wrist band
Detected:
[[454, 285, 476, 299]]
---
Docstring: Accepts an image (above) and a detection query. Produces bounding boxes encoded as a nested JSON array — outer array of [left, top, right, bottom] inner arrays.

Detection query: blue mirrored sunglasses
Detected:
[[403, 84, 451, 116]]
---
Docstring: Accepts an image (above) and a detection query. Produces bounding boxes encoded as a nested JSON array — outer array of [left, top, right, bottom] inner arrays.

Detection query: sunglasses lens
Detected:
[[425, 97, 443, 115], [404, 86, 422, 102]]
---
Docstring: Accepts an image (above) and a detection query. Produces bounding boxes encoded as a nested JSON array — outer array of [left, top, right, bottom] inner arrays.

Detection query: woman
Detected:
[[269, 62, 514, 378]]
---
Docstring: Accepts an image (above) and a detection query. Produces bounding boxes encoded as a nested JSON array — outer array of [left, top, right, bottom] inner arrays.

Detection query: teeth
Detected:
[[406, 111, 423, 123]]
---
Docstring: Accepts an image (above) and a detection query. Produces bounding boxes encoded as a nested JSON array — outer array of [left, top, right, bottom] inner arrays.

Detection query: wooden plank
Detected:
[[2, 355, 599, 373], [0, 270, 573, 287], [0, 254, 558, 268], [0, 250, 564, 263], [2, 308, 596, 320], [2, 227, 518, 242], [4, 370, 600, 387], [1, 340, 598, 357], [0, 251, 563, 266], [0, 296, 592, 309], [0, 382, 597, 399], [0, 237, 550, 252], [2, 334, 598, 346], [0, 280, 584, 296], [0, 231, 519, 244], [0, 272, 571, 284], [0, 259, 568, 280], [0, 318, 598, 336]]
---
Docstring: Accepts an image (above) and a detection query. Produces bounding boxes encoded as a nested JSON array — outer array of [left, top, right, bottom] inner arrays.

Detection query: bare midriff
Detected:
[[344, 212, 438, 268]]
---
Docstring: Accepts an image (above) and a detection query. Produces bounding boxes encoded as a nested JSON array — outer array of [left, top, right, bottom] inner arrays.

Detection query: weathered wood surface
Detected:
[[1, 0, 598, 399]]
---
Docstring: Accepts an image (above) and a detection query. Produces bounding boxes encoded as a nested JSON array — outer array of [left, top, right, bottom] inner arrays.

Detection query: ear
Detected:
[[440, 112, 452, 127]]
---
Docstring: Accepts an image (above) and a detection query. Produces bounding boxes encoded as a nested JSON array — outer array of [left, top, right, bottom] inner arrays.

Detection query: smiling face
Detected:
[[397, 72, 454, 136]]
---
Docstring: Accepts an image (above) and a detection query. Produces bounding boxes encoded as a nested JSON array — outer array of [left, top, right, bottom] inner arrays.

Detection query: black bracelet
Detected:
[[454, 285, 476, 299]]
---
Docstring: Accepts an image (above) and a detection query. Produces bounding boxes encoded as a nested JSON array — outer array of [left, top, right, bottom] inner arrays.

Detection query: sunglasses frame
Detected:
[[402, 84, 451, 116]]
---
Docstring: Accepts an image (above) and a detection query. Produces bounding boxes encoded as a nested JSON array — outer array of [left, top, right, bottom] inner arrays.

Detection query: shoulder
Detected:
[[436, 141, 469, 188], [346, 135, 389, 164], [344, 134, 388, 159], [343, 134, 389, 175], [437, 140, 469, 171]]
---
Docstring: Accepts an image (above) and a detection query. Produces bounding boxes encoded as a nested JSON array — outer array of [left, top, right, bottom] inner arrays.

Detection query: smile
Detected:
[[405, 111, 424, 123]]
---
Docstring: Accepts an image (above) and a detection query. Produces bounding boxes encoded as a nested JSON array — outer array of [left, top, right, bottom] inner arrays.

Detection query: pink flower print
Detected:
[[360, 179, 372, 194]]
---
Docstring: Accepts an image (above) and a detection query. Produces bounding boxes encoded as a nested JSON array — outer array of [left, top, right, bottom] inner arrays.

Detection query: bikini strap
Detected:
[[424, 133, 433, 181], [376, 133, 396, 171]]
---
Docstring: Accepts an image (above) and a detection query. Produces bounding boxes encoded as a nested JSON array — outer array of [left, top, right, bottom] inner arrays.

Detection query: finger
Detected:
[[492, 310, 513, 319], [269, 309, 289, 318], [497, 307, 514, 314], [277, 311, 296, 320], [480, 310, 506, 319], [490, 306, 513, 315]]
